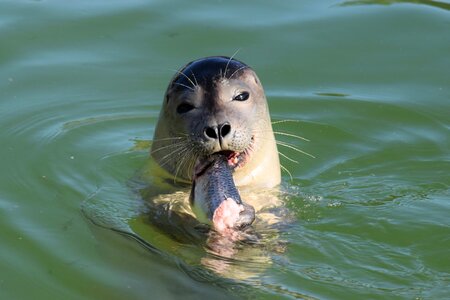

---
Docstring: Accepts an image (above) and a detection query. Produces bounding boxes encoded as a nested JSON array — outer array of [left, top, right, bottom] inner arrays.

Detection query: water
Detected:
[[1, 0, 449, 299]]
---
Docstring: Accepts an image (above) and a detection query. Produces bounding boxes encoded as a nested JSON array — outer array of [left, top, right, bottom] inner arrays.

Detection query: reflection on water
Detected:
[[340, 0, 450, 11], [82, 151, 292, 282]]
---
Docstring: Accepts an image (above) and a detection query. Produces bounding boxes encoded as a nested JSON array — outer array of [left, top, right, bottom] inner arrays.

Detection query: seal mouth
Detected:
[[193, 136, 254, 179], [220, 150, 243, 168], [193, 151, 241, 179]]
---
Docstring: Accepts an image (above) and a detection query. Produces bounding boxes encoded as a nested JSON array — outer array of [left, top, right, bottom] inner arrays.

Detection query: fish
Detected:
[[190, 153, 255, 233]]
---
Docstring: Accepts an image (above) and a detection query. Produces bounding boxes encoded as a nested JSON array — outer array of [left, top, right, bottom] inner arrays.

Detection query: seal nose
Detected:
[[204, 122, 231, 141], [219, 122, 231, 138], [204, 126, 218, 139]]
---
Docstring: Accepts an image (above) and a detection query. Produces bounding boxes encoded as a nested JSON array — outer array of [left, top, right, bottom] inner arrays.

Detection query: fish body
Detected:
[[190, 154, 255, 231]]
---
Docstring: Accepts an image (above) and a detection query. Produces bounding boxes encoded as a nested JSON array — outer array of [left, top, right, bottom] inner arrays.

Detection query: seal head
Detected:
[[151, 56, 280, 188]]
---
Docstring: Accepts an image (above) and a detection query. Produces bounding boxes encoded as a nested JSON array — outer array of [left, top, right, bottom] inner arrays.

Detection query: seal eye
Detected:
[[233, 91, 250, 101], [177, 103, 195, 114]]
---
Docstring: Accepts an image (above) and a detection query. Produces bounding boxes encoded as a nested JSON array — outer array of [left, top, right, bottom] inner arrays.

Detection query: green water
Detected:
[[1, 0, 449, 299]]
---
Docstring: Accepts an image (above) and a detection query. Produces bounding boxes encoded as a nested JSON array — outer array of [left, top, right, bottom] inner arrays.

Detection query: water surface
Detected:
[[1, 0, 449, 299]]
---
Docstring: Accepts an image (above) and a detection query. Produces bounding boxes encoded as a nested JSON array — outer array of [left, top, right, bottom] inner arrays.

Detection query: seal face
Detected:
[[151, 56, 280, 188]]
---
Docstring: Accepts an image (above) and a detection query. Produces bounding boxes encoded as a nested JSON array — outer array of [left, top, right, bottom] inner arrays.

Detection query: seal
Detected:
[[151, 56, 280, 188]]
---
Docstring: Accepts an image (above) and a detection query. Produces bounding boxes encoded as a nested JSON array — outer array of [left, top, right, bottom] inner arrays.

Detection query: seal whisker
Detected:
[[254, 134, 311, 166], [190, 70, 199, 87], [186, 151, 198, 180], [159, 151, 187, 170], [271, 119, 301, 125], [273, 131, 310, 142], [157, 150, 183, 168], [280, 164, 293, 181], [151, 136, 186, 142], [173, 147, 193, 183], [251, 128, 310, 142], [224, 49, 240, 79], [150, 140, 189, 155], [157, 144, 190, 168], [170, 68, 197, 89], [228, 66, 247, 80], [181, 149, 197, 179], [150, 140, 187, 151], [185, 150, 198, 179], [276, 140, 316, 159], [278, 151, 299, 164], [172, 82, 195, 91]]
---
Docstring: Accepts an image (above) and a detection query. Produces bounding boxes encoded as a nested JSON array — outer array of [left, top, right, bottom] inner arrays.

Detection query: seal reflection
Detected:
[[133, 184, 287, 280]]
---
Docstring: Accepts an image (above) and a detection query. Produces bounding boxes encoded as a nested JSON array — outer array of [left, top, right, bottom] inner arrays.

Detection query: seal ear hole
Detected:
[[233, 91, 250, 101], [176, 103, 195, 114]]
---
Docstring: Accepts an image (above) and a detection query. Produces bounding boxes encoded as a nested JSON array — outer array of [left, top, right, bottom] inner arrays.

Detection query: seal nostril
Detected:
[[204, 126, 218, 139], [220, 123, 231, 138]]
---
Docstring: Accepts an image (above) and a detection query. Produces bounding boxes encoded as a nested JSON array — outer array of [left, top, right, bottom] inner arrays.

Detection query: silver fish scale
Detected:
[[197, 155, 242, 219]]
